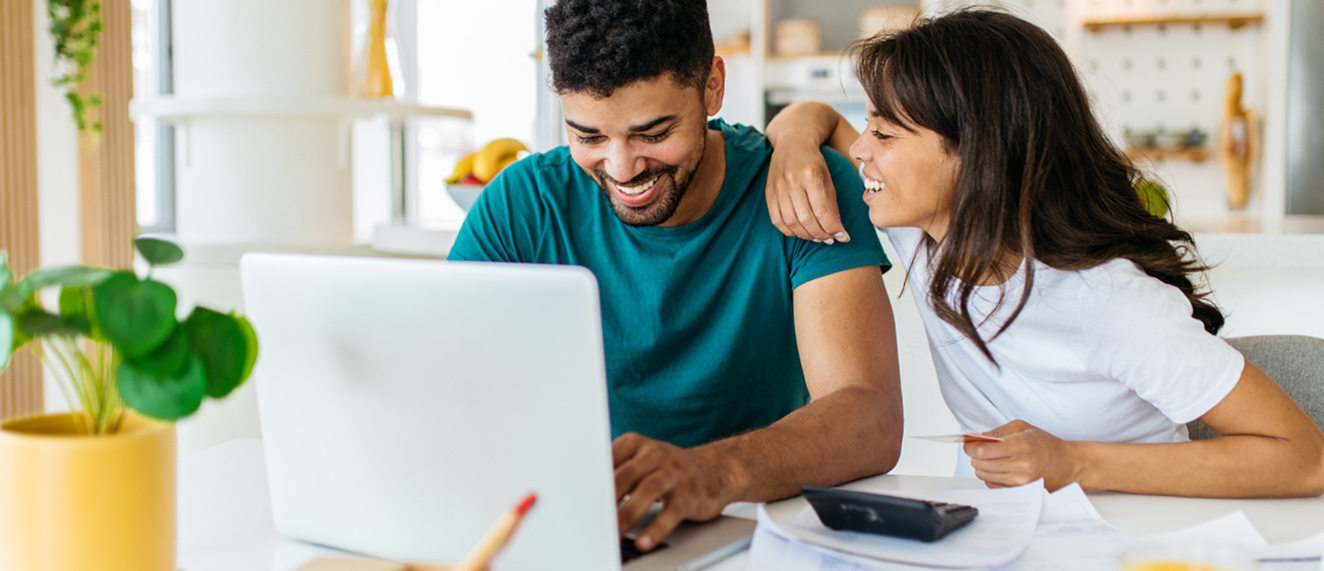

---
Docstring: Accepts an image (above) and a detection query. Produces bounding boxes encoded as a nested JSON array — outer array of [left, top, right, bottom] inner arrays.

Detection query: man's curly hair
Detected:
[[545, 0, 715, 98]]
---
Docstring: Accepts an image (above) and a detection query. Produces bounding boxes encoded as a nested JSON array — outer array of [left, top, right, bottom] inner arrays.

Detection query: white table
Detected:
[[180, 439, 1324, 570]]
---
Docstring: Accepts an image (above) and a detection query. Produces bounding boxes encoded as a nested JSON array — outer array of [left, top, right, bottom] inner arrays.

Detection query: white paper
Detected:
[[1145, 510, 1268, 549], [995, 484, 1137, 571], [765, 481, 1043, 569], [749, 508, 984, 571], [1143, 511, 1322, 571], [1253, 529, 1324, 563], [747, 482, 1324, 571]]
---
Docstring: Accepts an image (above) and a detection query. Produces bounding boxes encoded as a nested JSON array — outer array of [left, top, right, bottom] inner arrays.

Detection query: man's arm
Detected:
[[613, 266, 903, 550], [447, 162, 538, 263], [764, 102, 862, 242]]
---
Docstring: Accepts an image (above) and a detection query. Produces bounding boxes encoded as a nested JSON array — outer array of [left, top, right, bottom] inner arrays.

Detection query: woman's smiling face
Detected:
[[849, 103, 961, 242]]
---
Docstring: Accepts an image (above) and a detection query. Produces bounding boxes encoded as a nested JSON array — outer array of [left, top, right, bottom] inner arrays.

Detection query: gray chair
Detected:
[[1187, 335, 1324, 440]]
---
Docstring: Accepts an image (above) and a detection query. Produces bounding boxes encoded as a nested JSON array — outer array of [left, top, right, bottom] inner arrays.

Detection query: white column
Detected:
[[172, 0, 354, 246]]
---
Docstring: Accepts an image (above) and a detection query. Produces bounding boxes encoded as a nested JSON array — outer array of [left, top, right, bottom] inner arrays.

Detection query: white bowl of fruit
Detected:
[[445, 138, 528, 212]]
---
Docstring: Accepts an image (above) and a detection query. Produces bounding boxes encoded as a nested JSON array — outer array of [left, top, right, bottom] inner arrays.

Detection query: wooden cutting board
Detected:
[[1220, 71, 1258, 209]]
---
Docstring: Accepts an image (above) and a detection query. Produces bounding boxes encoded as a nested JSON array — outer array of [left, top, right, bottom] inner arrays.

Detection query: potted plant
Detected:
[[0, 236, 258, 571]]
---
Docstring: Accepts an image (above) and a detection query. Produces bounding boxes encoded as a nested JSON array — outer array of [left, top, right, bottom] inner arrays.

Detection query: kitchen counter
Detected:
[[1185, 215, 1324, 268], [367, 216, 1324, 267]]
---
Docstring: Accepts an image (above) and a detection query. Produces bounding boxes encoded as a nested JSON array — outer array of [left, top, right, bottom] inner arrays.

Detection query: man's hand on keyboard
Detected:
[[612, 432, 745, 553]]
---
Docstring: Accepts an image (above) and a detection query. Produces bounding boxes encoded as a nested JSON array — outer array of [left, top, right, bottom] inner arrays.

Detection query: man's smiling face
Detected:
[[560, 74, 711, 227]]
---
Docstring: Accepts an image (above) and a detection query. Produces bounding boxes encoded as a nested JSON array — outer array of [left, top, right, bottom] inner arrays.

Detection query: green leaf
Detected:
[[92, 272, 177, 358], [16, 310, 84, 337], [133, 237, 184, 267], [127, 328, 190, 380], [184, 308, 247, 398], [13, 325, 31, 353], [0, 311, 12, 371], [0, 252, 11, 286], [57, 286, 92, 335], [234, 313, 259, 383], [58, 285, 85, 316], [0, 285, 25, 315], [117, 358, 206, 421], [1136, 180, 1170, 219], [19, 265, 112, 292]]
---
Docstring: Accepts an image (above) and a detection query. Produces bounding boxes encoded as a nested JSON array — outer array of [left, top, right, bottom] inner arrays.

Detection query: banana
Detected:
[[473, 138, 528, 183], [446, 152, 478, 184]]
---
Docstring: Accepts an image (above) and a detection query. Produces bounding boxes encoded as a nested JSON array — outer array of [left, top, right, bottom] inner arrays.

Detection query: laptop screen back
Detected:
[[240, 254, 620, 570]]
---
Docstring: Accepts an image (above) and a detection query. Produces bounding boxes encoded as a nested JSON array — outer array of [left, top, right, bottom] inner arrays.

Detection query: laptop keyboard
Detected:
[[620, 537, 669, 564]]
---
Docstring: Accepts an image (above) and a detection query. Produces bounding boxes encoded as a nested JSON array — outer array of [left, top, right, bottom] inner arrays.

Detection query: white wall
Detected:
[[33, 0, 84, 413], [880, 235, 963, 477]]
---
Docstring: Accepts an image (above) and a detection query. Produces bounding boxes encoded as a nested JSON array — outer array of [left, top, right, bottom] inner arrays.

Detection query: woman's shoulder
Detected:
[[1068, 257, 1197, 327], [1075, 258, 1178, 297], [884, 227, 928, 257]]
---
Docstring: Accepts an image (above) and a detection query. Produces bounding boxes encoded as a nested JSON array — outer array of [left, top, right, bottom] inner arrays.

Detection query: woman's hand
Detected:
[[963, 420, 1085, 491], [765, 139, 849, 243], [764, 101, 859, 244]]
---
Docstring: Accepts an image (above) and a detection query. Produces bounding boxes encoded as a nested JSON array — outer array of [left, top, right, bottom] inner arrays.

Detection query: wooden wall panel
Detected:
[[79, 0, 138, 268], [0, 0, 44, 421]]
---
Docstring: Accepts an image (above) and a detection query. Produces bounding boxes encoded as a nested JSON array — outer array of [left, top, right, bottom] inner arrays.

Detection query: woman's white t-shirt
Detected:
[[885, 227, 1245, 477]]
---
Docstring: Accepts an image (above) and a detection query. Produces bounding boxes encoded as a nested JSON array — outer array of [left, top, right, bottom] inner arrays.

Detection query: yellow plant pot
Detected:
[[0, 413, 176, 571]]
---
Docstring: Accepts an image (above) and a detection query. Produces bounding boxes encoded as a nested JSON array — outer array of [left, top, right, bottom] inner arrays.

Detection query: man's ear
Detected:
[[704, 56, 726, 117]]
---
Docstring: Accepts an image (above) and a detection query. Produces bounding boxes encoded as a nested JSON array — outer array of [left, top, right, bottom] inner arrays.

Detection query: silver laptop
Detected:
[[240, 254, 754, 570]]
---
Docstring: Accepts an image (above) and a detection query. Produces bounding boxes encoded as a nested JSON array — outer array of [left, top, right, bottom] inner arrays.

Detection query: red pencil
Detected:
[[452, 493, 538, 571]]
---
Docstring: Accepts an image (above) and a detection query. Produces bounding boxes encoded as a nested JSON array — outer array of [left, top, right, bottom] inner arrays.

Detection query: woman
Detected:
[[764, 8, 1324, 497]]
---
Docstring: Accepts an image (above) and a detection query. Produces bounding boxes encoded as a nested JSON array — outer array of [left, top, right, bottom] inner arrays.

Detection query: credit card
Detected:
[[910, 432, 1005, 443]]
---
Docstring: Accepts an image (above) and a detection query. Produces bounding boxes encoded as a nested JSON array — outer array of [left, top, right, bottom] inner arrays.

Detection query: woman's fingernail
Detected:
[[813, 239, 822, 243], [835, 232, 850, 242], [825, 239, 835, 245], [638, 535, 653, 550]]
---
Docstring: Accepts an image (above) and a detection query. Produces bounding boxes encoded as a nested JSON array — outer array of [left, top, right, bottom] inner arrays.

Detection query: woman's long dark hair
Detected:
[[855, 8, 1223, 363]]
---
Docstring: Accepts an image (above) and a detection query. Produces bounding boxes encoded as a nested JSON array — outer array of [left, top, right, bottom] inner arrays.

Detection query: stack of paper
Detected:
[[753, 481, 1044, 570], [748, 483, 1324, 571]]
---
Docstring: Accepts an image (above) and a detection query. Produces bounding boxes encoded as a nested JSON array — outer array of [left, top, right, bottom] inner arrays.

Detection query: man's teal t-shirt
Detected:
[[449, 119, 889, 448]]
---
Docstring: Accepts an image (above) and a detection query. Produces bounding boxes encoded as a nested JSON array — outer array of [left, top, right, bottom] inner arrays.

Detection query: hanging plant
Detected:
[[47, 0, 104, 134]]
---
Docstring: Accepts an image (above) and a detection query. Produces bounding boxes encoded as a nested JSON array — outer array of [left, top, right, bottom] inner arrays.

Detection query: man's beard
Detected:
[[594, 138, 705, 227]]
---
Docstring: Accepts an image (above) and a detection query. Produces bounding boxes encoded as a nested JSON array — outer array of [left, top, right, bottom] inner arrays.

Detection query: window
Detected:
[[130, 0, 174, 233], [412, 0, 540, 228]]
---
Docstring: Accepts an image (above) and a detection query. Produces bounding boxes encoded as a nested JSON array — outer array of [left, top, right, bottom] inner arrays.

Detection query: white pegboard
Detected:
[[925, 0, 1273, 221], [1077, 0, 1265, 16], [1074, 0, 1270, 221]]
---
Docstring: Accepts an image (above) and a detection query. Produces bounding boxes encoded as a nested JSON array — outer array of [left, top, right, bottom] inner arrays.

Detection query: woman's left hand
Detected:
[[765, 138, 849, 244], [964, 420, 1085, 491]]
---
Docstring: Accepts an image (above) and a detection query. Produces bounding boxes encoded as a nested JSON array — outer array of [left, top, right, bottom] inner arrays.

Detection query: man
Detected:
[[448, 0, 903, 552]]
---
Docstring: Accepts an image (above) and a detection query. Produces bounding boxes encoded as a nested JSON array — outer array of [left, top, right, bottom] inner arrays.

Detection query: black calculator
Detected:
[[802, 486, 979, 542]]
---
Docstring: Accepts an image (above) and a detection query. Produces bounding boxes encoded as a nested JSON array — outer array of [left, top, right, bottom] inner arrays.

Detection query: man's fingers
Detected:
[[636, 502, 689, 553], [614, 452, 662, 503], [617, 473, 673, 535], [612, 432, 645, 467]]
